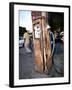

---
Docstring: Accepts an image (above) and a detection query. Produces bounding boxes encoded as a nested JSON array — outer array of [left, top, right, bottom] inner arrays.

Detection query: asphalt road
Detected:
[[19, 42, 64, 79]]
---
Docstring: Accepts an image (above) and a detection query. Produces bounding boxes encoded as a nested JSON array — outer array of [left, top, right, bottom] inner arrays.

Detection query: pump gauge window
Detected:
[[34, 24, 41, 39]]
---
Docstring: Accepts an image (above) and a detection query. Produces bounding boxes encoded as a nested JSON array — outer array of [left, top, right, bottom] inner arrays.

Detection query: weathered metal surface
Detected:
[[32, 12, 52, 73]]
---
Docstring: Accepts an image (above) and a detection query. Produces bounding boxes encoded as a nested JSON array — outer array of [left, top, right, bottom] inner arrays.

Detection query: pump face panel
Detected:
[[32, 16, 52, 73]]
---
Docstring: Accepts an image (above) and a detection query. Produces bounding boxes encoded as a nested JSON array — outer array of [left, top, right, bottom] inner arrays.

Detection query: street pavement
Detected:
[[19, 42, 64, 79]]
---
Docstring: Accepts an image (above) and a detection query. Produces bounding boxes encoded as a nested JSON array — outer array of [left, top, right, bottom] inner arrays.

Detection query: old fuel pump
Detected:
[[32, 12, 52, 73]]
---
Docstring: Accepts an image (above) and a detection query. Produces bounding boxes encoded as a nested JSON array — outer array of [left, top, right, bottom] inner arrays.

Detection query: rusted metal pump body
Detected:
[[32, 12, 52, 73]]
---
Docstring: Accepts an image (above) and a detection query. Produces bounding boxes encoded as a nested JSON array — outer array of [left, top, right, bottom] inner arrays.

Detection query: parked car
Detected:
[[19, 36, 24, 48]]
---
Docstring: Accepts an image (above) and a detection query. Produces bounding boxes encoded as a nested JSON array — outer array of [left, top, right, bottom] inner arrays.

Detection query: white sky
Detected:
[[19, 10, 33, 32]]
